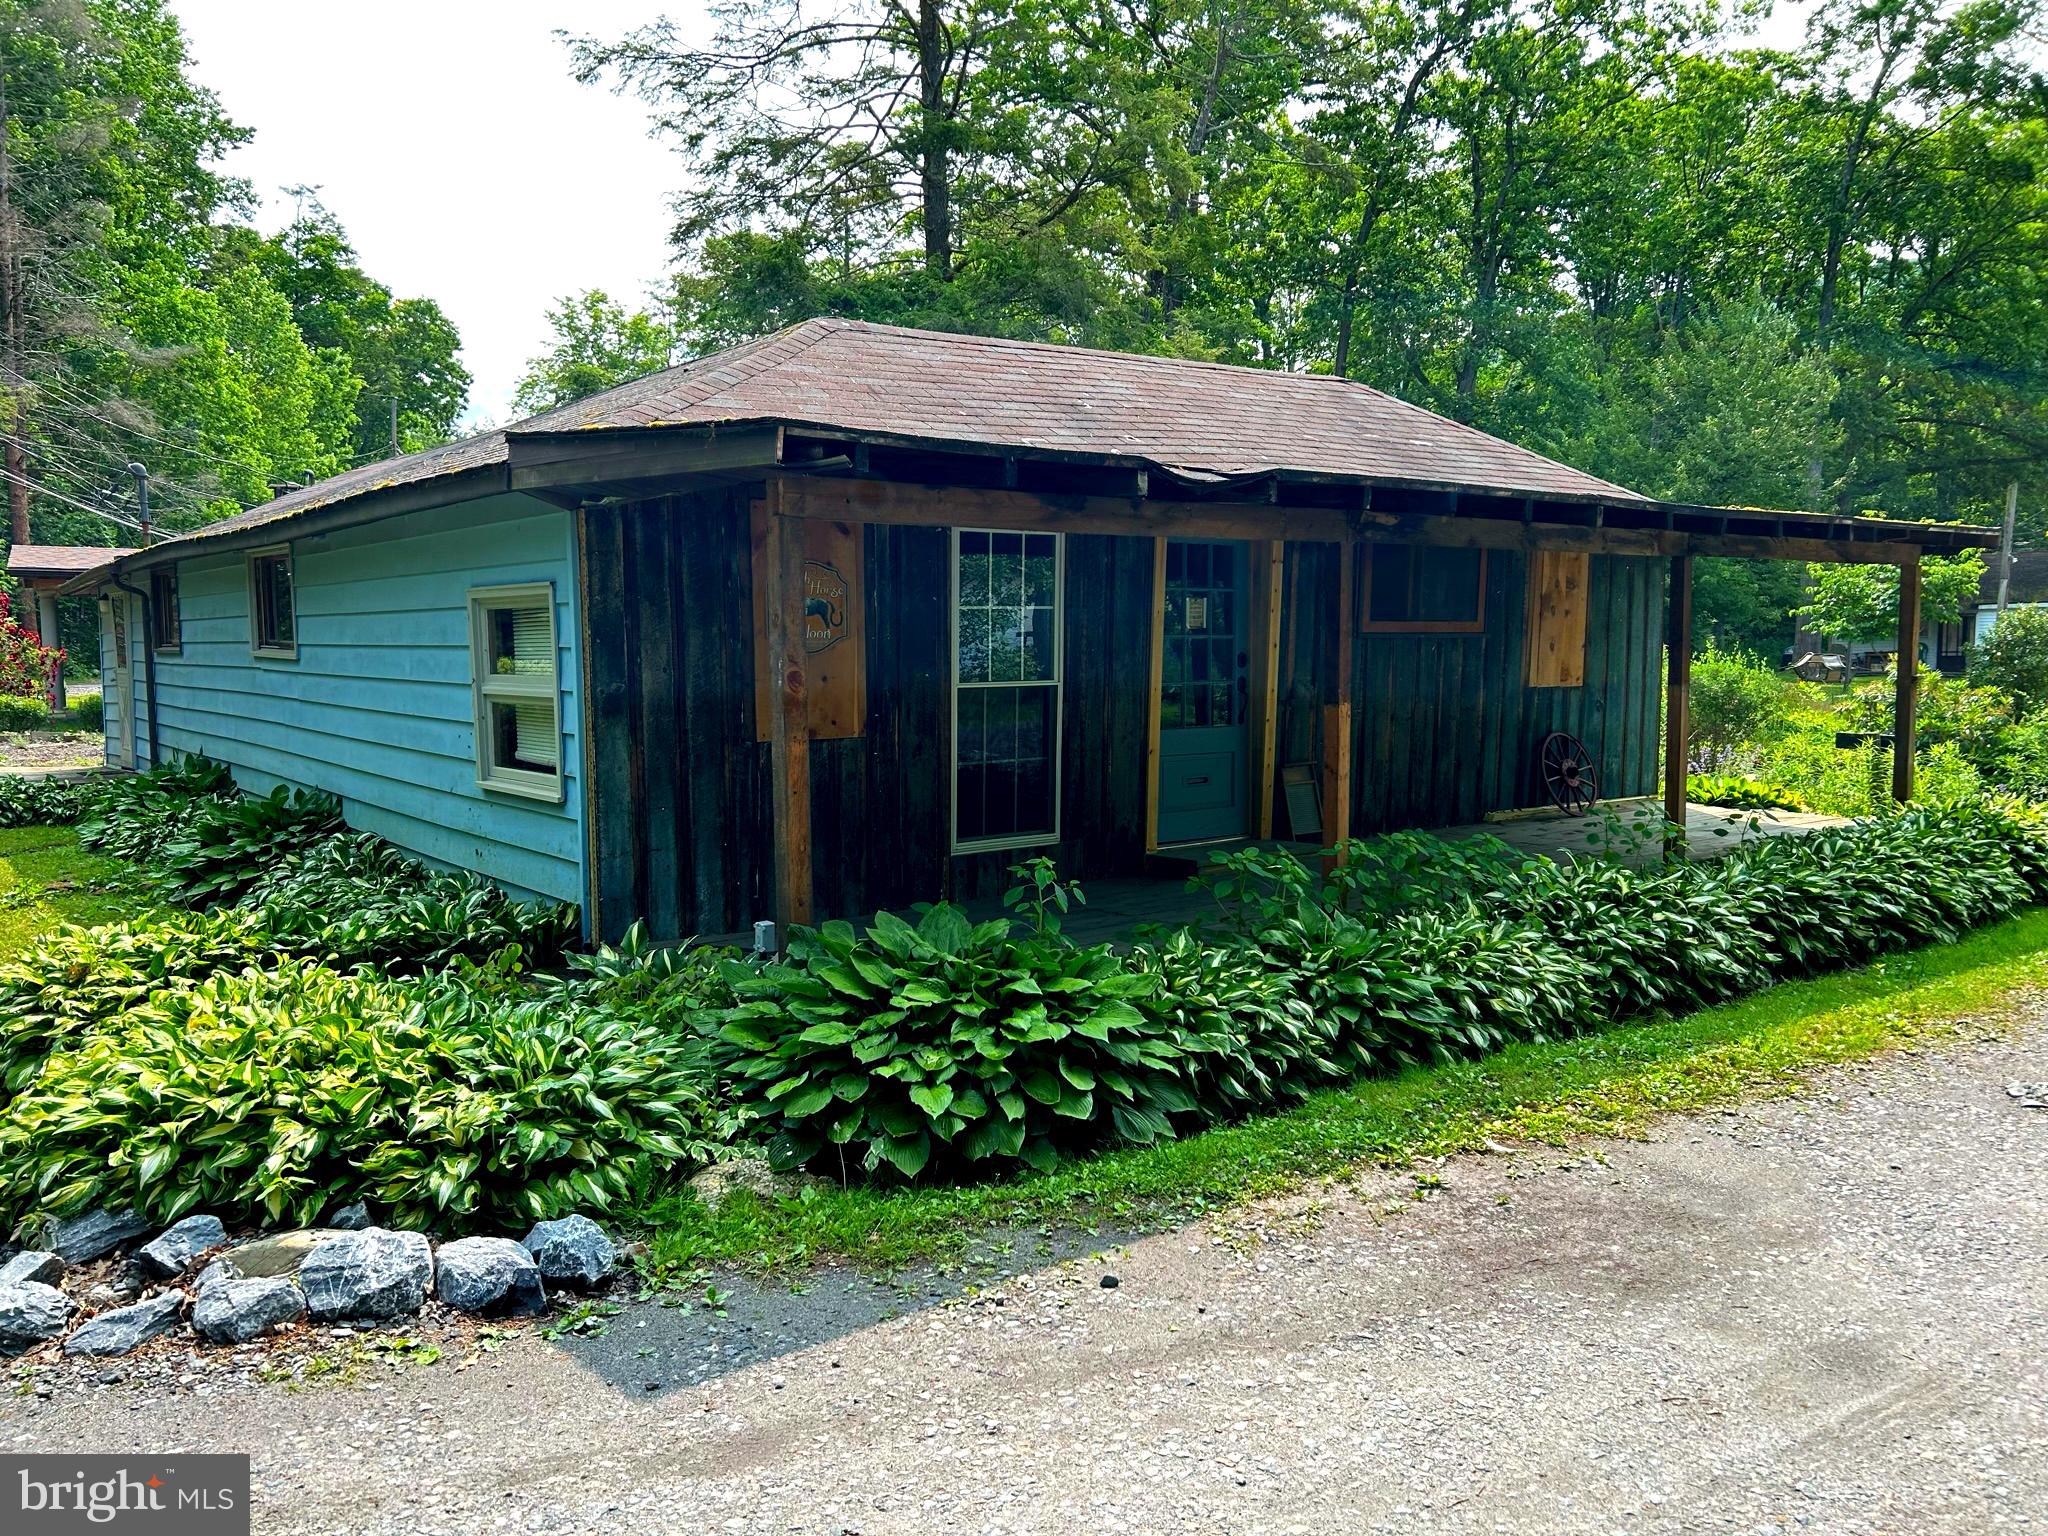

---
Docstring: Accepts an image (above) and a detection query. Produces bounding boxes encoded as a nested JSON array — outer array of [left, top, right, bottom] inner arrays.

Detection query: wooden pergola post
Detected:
[[761, 483, 813, 928], [1322, 534, 1356, 860], [1664, 553, 1693, 833], [1894, 554, 1921, 803]]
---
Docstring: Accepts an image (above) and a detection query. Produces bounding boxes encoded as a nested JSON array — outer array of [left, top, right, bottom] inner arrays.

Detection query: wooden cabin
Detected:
[[68, 320, 1998, 940]]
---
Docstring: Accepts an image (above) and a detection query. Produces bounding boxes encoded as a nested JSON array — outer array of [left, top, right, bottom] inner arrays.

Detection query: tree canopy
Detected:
[[0, 0, 469, 552], [563, 0, 2048, 652]]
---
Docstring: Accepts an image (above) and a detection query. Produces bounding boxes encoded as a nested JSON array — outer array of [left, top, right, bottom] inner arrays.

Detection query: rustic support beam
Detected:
[[760, 483, 814, 928], [1247, 540, 1284, 840], [1664, 554, 1693, 835], [1143, 536, 1167, 853], [770, 472, 1961, 565], [1323, 536, 1356, 861], [1894, 555, 1921, 802]]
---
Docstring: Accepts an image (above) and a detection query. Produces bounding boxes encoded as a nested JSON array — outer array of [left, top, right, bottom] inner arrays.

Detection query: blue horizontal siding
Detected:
[[116, 494, 585, 907]]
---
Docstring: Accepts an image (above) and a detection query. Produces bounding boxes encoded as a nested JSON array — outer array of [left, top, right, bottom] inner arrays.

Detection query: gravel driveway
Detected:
[[8, 1023, 2044, 1535]]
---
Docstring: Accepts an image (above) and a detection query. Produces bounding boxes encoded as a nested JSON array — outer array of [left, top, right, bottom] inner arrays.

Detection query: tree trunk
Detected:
[[916, 0, 952, 281]]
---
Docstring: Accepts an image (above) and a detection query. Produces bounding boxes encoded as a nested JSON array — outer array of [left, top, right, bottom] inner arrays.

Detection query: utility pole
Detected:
[[126, 462, 151, 548], [1997, 480, 2019, 613], [388, 397, 399, 458]]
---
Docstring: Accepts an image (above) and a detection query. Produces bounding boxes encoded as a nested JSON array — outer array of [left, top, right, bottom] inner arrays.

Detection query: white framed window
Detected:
[[951, 529, 1063, 852], [469, 583, 563, 802], [247, 546, 297, 659]]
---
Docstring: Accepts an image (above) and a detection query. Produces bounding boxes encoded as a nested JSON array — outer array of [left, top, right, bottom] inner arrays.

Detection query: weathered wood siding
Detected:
[[585, 493, 1158, 939], [106, 495, 585, 905], [1274, 545, 1661, 835]]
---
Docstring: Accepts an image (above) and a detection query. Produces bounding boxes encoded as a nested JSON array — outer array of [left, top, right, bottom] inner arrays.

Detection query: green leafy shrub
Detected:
[[70, 693, 102, 734], [1688, 644, 1799, 768], [0, 957, 708, 1230], [78, 756, 237, 863], [0, 774, 102, 828], [713, 903, 1209, 1179], [1686, 774, 1811, 812], [155, 784, 344, 906], [1968, 605, 2048, 717], [0, 695, 51, 731], [247, 833, 578, 970], [0, 908, 278, 1096]]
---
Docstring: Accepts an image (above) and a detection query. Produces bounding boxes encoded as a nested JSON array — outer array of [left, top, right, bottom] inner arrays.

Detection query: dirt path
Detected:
[[8, 1025, 2044, 1535]]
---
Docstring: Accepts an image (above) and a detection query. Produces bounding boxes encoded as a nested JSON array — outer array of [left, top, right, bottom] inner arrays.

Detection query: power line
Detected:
[[0, 465, 144, 535]]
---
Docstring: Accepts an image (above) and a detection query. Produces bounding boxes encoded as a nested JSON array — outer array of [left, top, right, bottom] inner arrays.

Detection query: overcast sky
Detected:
[[172, 1, 696, 426]]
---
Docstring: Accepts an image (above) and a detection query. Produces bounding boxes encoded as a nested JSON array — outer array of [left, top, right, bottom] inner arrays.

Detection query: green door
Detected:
[[1157, 539, 1251, 844]]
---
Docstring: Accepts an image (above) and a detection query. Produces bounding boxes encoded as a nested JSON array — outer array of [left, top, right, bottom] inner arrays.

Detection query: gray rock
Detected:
[[299, 1228, 433, 1321], [191, 1278, 306, 1345], [47, 1209, 150, 1264], [226, 1228, 344, 1279], [686, 1156, 801, 1211], [138, 1214, 226, 1278], [0, 1251, 62, 1287], [192, 1257, 242, 1294], [434, 1238, 546, 1317], [522, 1215, 617, 1289], [80, 1282, 135, 1311], [62, 1290, 185, 1357], [0, 1281, 75, 1350], [328, 1201, 373, 1231]]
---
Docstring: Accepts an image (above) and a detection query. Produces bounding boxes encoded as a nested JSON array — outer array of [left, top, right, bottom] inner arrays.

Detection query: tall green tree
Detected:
[[512, 289, 679, 415]]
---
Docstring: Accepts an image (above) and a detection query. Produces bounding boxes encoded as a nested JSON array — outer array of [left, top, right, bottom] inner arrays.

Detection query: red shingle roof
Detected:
[[516, 319, 1647, 503], [7, 544, 135, 578]]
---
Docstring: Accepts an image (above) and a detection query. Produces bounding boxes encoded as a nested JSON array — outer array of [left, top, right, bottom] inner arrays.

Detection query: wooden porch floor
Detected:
[[968, 798, 1847, 946]]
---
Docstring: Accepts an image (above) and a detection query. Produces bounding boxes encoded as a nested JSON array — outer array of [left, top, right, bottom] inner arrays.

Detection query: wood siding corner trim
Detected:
[[761, 481, 815, 926]]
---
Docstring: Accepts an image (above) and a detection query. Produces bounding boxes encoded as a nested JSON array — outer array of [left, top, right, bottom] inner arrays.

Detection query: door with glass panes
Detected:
[[1156, 539, 1250, 844]]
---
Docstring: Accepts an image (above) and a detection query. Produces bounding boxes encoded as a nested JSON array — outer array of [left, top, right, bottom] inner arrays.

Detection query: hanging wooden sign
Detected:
[[753, 512, 866, 740]]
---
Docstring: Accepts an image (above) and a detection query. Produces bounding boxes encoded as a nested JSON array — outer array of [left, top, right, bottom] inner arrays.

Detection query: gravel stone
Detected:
[[521, 1215, 616, 1288], [0, 1251, 63, 1287], [191, 1278, 307, 1345], [433, 1238, 545, 1317], [46, 1209, 149, 1264], [298, 1228, 433, 1321], [0, 1281, 74, 1349], [62, 1290, 185, 1357], [137, 1213, 227, 1278]]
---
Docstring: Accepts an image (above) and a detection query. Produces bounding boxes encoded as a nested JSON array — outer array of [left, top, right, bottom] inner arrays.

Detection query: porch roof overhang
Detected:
[[64, 412, 1996, 595]]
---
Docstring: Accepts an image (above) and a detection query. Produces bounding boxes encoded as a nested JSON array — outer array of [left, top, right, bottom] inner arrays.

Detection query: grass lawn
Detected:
[[0, 826, 160, 958], [639, 907, 2048, 1276]]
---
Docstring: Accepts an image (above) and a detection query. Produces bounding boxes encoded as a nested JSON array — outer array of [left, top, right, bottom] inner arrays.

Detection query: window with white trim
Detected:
[[248, 547, 296, 658], [952, 530, 1062, 851], [469, 584, 562, 800]]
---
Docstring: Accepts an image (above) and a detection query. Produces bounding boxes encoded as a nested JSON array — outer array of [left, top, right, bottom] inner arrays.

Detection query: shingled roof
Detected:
[[515, 318, 1646, 503], [7, 543, 136, 579], [136, 320, 1656, 557]]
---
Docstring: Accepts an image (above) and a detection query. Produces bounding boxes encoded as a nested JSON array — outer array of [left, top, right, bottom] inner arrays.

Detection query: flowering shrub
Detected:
[[0, 592, 60, 700]]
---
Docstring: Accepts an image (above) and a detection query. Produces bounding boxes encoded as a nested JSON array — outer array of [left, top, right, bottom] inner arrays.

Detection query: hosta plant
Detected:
[[712, 902, 1214, 1179], [77, 755, 237, 863], [154, 784, 344, 906], [0, 957, 710, 1231]]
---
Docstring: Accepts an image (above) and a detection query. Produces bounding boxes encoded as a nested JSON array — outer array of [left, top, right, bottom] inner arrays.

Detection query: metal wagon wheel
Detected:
[[1539, 731, 1599, 816]]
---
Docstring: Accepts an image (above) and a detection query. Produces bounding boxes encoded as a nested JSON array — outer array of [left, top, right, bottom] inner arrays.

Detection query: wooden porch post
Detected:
[[1663, 553, 1692, 832], [1143, 536, 1167, 853], [1894, 554, 1921, 803], [1322, 534, 1356, 858], [761, 482, 814, 927], [1247, 539, 1284, 840]]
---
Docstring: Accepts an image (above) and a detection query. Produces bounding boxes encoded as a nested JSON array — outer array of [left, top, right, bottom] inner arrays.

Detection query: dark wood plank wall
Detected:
[[587, 501, 1664, 940], [1333, 546, 1662, 835]]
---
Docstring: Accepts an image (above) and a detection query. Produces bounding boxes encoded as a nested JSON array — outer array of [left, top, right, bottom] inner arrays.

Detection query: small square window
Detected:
[[470, 585, 561, 801], [1360, 545, 1486, 633], [248, 548, 296, 657], [150, 567, 181, 653]]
